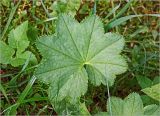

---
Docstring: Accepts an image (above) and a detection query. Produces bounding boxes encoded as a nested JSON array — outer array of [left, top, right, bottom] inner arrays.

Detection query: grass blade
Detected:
[[111, 0, 133, 21], [21, 97, 48, 103], [0, 83, 9, 103], [93, 0, 98, 15], [105, 14, 160, 31], [1, 0, 22, 40], [7, 75, 36, 115], [8, 53, 32, 86], [37, 105, 48, 115], [2, 97, 47, 114], [105, 4, 120, 19]]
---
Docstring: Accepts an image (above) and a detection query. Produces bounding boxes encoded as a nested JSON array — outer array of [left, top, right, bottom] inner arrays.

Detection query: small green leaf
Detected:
[[0, 21, 37, 67], [0, 41, 14, 64], [144, 104, 160, 115], [79, 103, 90, 115], [11, 51, 37, 67], [152, 30, 158, 39], [142, 83, 160, 102], [136, 75, 152, 89], [153, 76, 160, 85], [8, 21, 29, 52]]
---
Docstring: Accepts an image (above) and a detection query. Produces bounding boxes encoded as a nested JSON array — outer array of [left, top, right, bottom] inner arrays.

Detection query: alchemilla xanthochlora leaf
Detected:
[[106, 92, 160, 116], [35, 14, 128, 104]]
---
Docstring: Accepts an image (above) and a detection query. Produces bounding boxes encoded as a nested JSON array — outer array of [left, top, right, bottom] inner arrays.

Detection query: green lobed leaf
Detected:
[[107, 93, 143, 116], [144, 104, 160, 116], [0, 21, 37, 67], [107, 92, 160, 116], [123, 93, 143, 116], [142, 83, 160, 102], [8, 21, 29, 53], [35, 14, 127, 108], [107, 97, 124, 115]]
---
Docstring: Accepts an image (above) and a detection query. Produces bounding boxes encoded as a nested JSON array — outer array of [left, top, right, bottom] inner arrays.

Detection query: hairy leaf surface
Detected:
[[35, 14, 127, 104], [142, 83, 160, 102], [144, 104, 160, 115], [106, 93, 160, 116]]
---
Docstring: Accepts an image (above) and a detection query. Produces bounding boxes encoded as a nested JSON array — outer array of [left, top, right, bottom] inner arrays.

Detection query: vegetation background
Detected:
[[0, 0, 159, 115]]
